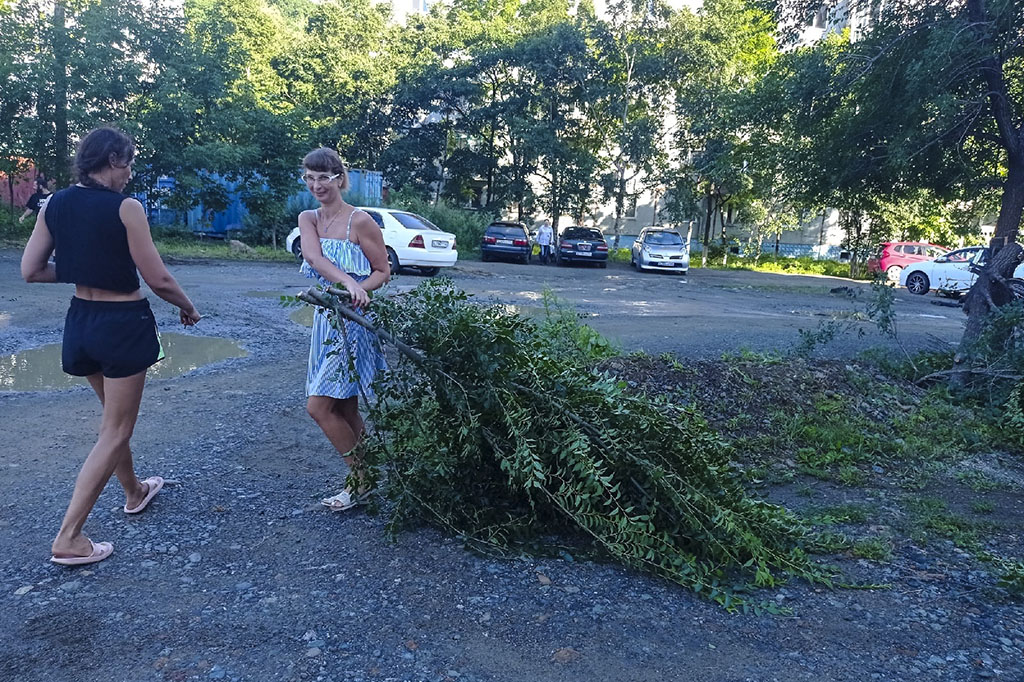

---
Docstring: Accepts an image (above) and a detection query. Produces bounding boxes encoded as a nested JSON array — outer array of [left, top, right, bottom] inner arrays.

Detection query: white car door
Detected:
[[932, 247, 985, 292]]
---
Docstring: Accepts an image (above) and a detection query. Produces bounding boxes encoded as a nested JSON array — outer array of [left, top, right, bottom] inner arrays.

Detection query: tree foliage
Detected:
[[302, 279, 836, 612]]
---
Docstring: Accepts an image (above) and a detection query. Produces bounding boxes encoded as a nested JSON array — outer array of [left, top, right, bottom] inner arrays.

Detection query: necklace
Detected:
[[318, 206, 347, 237]]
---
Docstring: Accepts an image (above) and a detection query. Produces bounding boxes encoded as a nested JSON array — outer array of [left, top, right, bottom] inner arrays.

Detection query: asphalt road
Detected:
[[2, 250, 967, 362], [446, 257, 965, 360]]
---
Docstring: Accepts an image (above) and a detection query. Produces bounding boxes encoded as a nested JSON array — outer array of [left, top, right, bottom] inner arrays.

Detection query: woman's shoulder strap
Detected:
[[345, 207, 364, 240]]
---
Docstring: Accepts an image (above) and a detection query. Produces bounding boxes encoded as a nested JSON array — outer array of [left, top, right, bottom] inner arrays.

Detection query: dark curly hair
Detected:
[[75, 127, 135, 190]]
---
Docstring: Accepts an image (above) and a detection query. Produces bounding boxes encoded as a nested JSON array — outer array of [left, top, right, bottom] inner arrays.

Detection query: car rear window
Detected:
[[487, 225, 526, 237], [644, 231, 683, 245], [562, 228, 604, 240], [364, 211, 385, 228], [393, 212, 441, 231]]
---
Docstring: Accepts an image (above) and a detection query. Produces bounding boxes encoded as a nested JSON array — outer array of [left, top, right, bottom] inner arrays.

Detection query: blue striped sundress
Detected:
[[300, 210, 387, 399]]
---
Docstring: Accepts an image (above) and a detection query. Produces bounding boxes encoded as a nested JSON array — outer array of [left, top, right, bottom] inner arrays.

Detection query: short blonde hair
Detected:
[[302, 147, 349, 191]]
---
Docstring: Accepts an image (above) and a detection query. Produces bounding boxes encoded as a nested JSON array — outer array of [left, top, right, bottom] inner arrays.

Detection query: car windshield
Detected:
[[393, 212, 441, 231], [644, 232, 683, 245], [562, 228, 603, 241], [487, 225, 526, 237], [945, 248, 983, 263]]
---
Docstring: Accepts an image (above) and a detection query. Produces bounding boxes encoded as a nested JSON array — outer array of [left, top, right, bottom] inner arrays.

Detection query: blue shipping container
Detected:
[[146, 169, 384, 237]]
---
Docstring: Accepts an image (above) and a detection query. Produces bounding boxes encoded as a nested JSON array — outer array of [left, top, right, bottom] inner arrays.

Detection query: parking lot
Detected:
[[444, 257, 966, 360]]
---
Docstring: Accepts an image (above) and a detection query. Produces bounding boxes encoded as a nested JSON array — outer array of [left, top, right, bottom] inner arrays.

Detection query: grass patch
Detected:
[[805, 503, 872, 525], [905, 497, 986, 550], [956, 470, 1001, 492], [694, 255, 869, 280], [154, 238, 295, 262], [851, 537, 894, 561], [971, 500, 995, 514]]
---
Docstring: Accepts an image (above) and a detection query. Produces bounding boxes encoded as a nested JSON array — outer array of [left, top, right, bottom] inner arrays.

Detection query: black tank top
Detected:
[[45, 185, 141, 293]]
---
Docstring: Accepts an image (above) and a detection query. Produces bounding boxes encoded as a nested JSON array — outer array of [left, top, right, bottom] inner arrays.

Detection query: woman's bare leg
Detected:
[[86, 374, 148, 510], [52, 371, 146, 557], [308, 395, 369, 490]]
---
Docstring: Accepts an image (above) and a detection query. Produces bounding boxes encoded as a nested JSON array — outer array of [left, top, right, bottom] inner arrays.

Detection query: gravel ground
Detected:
[[1, 250, 1022, 682]]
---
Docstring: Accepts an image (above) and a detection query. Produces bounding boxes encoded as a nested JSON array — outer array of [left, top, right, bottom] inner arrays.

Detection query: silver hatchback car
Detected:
[[631, 227, 689, 274]]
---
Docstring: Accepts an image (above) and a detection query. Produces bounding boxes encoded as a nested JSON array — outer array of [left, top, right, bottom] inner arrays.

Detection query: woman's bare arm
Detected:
[[121, 198, 200, 323], [20, 207, 56, 283]]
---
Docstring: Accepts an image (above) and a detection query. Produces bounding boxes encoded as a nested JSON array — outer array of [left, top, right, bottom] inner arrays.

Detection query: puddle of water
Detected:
[[290, 307, 314, 327], [0, 333, 247, 392]]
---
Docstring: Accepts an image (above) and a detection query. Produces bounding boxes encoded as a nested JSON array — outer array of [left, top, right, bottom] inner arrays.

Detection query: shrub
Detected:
[[387, 192, 495, 257], [0, 209, 32, 243], [608, 247, 631, 263]]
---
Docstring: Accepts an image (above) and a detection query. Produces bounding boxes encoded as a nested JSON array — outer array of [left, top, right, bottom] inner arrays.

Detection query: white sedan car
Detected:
[[630, 227, 690, 274], [900, 246, 1024, 296], [286, 207, 458, 276]]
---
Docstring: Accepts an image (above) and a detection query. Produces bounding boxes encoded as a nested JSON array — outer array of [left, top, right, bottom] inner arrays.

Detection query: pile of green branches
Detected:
[[300, 279, 835, 611]]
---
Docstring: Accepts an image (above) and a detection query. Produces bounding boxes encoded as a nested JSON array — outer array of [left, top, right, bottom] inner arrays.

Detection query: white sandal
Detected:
[[320, 490, 370, 511]]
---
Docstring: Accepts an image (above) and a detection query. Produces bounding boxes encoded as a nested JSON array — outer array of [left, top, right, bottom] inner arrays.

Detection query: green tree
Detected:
[[767, 0, 1024, 367], [665, 0, 777, 265], [0, 0, 39, 214]]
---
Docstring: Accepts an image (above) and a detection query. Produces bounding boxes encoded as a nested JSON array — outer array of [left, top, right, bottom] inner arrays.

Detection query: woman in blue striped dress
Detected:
[[297, 148, 390, 510]]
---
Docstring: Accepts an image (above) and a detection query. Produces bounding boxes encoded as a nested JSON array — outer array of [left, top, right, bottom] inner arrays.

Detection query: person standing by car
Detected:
[[297, 147, 390, 511], [536, 219, 554, 264], [19, 177, 52, 223], [20, 126, 201, 566]]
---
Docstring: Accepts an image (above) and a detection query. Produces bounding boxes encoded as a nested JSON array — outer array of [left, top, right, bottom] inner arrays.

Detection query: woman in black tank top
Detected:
[[20, 127, 202, 566]]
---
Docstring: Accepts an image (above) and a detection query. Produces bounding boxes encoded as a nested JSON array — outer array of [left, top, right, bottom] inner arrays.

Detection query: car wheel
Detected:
[[291, 240, 302, 260], [419, 267, 440, 277], [885, 265, 902, 282], [598, 261, 607, 269], [630, 253, 636, 268], [906, 271, 930, 295], [482, 252, 491, 262], [386, 247, 400, 276]]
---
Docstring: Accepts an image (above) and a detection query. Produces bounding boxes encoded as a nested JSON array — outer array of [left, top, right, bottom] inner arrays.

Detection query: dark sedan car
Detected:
[[557, 226, 608, 267], [481, 221, 531, 264]]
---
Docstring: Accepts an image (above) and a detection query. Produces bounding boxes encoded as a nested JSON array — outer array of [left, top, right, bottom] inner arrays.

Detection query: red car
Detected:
[[867, 242, 949, 281]]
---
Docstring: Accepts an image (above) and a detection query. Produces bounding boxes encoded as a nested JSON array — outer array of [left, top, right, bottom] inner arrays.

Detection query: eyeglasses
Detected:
[[302, 173, 340, 185]]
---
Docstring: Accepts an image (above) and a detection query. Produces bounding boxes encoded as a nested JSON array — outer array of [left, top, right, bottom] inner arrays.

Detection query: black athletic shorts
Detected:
[[62, 297, 164, 378]]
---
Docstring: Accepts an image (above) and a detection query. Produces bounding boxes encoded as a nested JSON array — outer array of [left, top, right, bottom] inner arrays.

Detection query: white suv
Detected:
[[286, 207, 458, 276]]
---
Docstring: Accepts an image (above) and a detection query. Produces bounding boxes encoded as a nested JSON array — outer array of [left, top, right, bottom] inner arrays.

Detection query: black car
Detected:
[[481, 221, 532, 264], [557, 226, 608, 267]]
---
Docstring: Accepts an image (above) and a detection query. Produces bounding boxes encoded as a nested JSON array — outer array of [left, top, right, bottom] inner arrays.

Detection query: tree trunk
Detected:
[[613, 170, 626, 249], [953, 0, 1024, 385], [52, 2, 69, 186], [701, 189, 714, 268], [718, 200, 727, 266], [954, 157, 1024, 385]]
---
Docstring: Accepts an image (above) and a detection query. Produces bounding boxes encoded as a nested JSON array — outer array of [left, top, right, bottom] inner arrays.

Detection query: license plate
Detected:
[[431, 240, 448, 248], [576, 251, 592, 256], [497, 239, 513, 245]]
